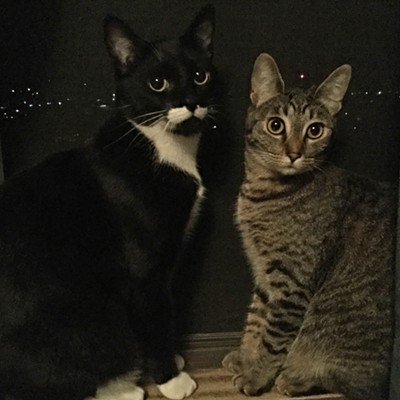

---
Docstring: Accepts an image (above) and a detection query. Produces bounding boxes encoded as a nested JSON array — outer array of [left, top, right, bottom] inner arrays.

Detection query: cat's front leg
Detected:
[[224, 282, 308, 396], [132, 291, 196, 399], [157, 370, 197, 400], [152, 353, 197, 400], [223, 291, 285, 395]]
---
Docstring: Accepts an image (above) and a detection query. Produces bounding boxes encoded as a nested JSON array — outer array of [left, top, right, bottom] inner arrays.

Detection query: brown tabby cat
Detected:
[[223, 53, 397, 400]]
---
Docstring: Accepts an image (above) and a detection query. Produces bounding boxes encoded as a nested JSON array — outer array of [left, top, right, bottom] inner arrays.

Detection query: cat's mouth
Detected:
[[169, 116, 203, 136], [166, 105, 208, 135]]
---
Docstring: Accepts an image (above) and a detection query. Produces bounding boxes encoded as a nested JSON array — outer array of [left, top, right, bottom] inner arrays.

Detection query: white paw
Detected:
[[175, 354, 185, 371], [85, 372, 144, 400], [85, 387, 144, 400], [157, 371, 197, 400]]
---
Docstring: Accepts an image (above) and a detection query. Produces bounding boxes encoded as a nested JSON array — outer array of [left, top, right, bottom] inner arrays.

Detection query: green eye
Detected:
[[307, 123, 324, 139], [194, 70, 210, 85], [267, 117, 285, 135], [148, 77, 169, 92]]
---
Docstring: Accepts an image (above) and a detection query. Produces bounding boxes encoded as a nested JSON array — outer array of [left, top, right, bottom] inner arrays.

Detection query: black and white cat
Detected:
[[0, 6, 216, 400]]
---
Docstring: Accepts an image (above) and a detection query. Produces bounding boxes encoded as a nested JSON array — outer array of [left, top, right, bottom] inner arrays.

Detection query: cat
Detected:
[[0, 5, 217, 400], [222, 53, 397, 400]]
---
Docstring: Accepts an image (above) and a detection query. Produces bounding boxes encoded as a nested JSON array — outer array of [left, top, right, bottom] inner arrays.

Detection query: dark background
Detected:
[[1, 0, 399, 344]]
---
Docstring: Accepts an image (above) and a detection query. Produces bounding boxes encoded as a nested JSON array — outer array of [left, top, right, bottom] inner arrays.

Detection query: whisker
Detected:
[[124, 131, 144, 154], [149, 115, 167, 127], [130, 109, 168, 122], [112, 103, 133, 110], [103, 125, 137, 149], [137, 113, 166, 126]]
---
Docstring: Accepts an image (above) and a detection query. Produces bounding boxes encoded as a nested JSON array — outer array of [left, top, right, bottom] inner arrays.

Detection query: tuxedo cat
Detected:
[[0, 6, 217, 400]]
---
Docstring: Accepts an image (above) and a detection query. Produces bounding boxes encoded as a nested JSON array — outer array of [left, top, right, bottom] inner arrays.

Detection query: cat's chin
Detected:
[[277, 164, 313, 177]]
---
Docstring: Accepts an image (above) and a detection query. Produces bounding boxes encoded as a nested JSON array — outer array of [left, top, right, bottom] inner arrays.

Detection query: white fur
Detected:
[[85, 371, 144, 400], [184, 185, 206, 238], [175, 354, 185, 371], [132, 120, 201, 181], [130, 105, 209, 181], [157, 371, 197, 400], [193, 106, 208, 120], [167, 106, 208, 124]]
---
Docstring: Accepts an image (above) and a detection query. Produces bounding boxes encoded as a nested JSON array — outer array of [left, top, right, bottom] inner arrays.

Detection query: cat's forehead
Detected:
[[257, 89, 331, 122], [152, 39, 208, 66]]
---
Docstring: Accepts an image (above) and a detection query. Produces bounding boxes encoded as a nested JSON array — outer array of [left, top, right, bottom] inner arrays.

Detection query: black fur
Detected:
[[0, 6, 216, 400]]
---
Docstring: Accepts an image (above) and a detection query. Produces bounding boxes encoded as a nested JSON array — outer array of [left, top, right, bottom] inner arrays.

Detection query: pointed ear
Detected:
[[182, 5, 215, 58], [250, 53, 284, 107], [104, 15, 146, 74], [315, 65, 352, 116]]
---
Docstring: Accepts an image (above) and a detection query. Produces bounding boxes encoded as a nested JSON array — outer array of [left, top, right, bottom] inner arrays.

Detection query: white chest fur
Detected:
[[131, 119, 201, 182], [131, 119, 206, 236]]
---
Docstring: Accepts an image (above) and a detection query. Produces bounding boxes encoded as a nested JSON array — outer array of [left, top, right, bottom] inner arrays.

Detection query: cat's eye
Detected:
[[194, 70, 210, 86], [148, 77, 169, 92], [306, 123, 325, 139], [267, 118, 285, 135]]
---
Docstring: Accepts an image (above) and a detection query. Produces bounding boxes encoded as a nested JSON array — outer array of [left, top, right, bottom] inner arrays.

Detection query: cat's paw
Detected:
[[175, 354, 185, 371], [275, 371, 314, 397], [222, 350, 242, 374], [232, 371, 274, 397], [86, 385, 145, 400], [157, 371, 197, 400]]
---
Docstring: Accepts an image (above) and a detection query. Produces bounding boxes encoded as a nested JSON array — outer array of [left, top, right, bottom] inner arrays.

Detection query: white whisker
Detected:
[[103, 126, 137, 149]]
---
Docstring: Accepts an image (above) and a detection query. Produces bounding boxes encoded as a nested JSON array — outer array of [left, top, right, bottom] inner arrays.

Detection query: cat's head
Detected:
[[104, 6, 216, 137], [246, 53, 352, 177]]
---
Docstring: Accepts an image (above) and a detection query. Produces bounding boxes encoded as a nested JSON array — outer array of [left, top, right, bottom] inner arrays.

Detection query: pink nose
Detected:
[[287, 152, 302, 162]]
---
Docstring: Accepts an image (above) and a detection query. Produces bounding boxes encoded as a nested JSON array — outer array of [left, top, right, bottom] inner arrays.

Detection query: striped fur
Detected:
[[223, 54, 397, 400]]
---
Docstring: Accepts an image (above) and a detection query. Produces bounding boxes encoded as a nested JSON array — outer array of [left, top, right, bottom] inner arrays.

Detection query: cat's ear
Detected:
[[315, 65, 352, 116], [250, 53, 284, 107], [182, 5, 215, 58], [104, 15, 147, 74]]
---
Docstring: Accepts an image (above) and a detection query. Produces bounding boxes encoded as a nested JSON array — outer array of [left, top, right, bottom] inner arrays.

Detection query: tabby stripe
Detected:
[[288, 100, 298, 112], [268, 318, 299, 333], [277, 298, 307, 312], [282, 289, 309, 302], [265, 261, 307, 290], [247, 306, 266, 318], [270, 281, 289, 289], [254, 287, 269, 304], [262, 338, 287, 355], [301, 103, 309, 114], [265, 326, 296, 339]]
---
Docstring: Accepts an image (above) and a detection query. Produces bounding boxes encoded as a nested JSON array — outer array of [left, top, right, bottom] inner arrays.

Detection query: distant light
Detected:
[[58, 101, 62, 105], [377, 91, 382, 95], [299, 73, 305, 80], [11, 89, 15, 93], [28, 104, 33, 108], [15, 109, 19, 113], [27, 88, 31, 91]]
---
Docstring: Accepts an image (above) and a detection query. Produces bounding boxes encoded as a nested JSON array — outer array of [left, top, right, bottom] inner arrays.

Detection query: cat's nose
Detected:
[[287, 152, 302, 163], [185, 103, 197, 112]]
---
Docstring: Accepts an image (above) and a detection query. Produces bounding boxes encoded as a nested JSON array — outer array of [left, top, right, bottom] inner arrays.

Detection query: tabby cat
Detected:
[[223, 53, 397, 400], [0, 6, 216, 400]]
